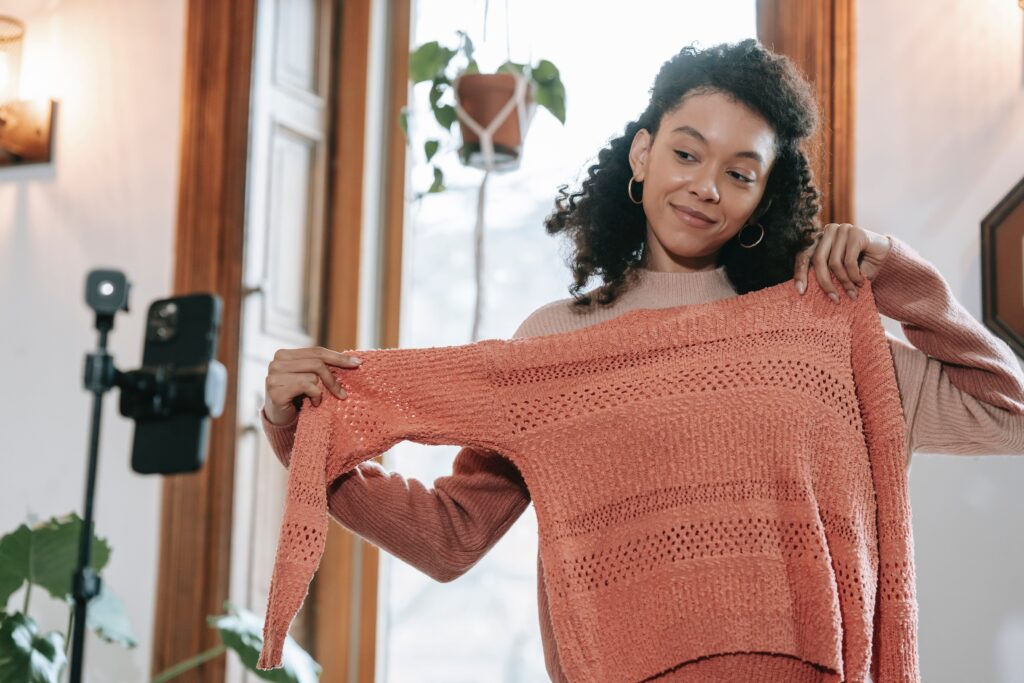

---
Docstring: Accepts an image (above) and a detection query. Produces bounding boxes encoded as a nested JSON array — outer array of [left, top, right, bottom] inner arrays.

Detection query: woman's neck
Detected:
[[618, 263, 736, 308]]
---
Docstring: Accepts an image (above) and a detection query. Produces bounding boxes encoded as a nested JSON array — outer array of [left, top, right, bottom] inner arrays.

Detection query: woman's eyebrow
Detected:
[[670, 125, 765, 166]]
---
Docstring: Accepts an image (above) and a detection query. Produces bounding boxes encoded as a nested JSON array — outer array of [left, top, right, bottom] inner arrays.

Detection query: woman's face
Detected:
[[629, 89, 778, 272]]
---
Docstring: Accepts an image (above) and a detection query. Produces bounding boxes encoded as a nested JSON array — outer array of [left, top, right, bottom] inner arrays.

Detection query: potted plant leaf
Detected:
[[0, 513, 320, 683]]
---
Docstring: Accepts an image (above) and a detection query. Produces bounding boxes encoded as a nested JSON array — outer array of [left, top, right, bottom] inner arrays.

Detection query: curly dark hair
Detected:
[[544, 38, 824, 311]]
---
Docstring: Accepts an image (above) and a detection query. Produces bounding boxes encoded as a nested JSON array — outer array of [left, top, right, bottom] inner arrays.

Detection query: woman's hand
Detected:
[[263, 346, 362, 426], [793, 223, 892, 302]]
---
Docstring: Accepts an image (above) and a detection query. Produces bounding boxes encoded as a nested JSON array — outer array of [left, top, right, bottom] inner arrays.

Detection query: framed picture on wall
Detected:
[[981, 175, 1024, 359]]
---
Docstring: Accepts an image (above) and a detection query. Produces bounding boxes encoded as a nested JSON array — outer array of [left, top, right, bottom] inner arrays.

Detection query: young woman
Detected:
[[261, 40, 1024, 681]]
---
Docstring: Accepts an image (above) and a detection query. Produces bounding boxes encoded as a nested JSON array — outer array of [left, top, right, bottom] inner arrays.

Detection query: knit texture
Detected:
[[256, 273, 920, 682]]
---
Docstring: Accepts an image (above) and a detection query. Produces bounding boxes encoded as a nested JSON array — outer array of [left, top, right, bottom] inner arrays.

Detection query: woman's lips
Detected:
[[672, 204, 716, 228]]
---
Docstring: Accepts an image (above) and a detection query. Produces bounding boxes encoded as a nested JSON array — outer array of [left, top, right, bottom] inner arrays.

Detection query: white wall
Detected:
[[0, 1, 185, 681], [856, 1, 1024, 680]]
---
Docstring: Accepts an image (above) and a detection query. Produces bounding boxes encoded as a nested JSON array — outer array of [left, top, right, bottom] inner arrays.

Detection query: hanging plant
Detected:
[[402, 30, 566, 198], [401, 28, 568, 342]]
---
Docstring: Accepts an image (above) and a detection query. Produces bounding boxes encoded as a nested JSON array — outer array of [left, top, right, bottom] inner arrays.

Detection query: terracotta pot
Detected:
[[454, 72, 537, 171]]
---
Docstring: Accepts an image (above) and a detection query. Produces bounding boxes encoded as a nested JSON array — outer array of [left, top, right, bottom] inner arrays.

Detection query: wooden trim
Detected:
[[830, 0, 856, 223], [312, 0, 372, 680], [312, 0, 410, 680], [151, 0, 256, 680], [381, 0, 411, 350], [354, 5, 412, 678], [757, 0, 856, 224]]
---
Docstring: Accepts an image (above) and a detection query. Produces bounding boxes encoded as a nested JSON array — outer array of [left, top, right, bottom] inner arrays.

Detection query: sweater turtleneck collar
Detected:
[[627, 264, 737, 308]]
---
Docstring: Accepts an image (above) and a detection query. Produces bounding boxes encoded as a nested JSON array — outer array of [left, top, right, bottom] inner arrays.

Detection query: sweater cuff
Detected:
[[261, 406, 299, 467], [868, 233, 899, 286], [865, 233, 936, 319]]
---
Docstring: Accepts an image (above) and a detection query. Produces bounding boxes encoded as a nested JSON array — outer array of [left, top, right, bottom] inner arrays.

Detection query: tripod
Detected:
[[70, 309, 121, 683], [68, 269, 224, 681]]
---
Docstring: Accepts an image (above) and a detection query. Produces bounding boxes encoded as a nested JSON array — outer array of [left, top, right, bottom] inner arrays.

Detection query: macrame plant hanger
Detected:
[[453, 0, 534, 342]]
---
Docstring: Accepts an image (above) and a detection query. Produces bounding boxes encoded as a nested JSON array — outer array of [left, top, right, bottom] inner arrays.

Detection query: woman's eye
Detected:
[[675, 151, 753, 184]]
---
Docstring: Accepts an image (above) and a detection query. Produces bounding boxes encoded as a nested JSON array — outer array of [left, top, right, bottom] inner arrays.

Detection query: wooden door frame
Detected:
[[151, 0, 256, 679], [757, 0, 856, 224]]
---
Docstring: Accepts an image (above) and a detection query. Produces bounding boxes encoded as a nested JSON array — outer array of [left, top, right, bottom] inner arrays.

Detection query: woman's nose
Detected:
[[689, 176, 719, 202]]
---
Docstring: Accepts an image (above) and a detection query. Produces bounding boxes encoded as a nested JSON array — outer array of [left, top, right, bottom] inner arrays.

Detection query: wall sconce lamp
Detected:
[[0, 15, 55, 167]]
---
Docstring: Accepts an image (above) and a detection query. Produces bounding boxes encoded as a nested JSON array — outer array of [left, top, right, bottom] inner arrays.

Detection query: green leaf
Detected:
[[428, 166, 445, 193], [428, 79, 446, 109], [0, 612, 67, 683], [0, 527, 29, 608], [424, 140, 440, 162], [455, 30, 475, 63], [398, 106, 409, 141], [496, 60, 526, 76], [409, 41, 456, 84], [0, 514, 111, 609], [535, 78, 567, 125], [462, 59, 480, 75], [207, 602, 320, 683], [433, 104, 456, 131], [531, 59, 559, 83], [81, 582, 136, 648]]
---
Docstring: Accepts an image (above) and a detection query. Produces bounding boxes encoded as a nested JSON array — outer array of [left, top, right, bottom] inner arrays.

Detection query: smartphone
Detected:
[[128, 293, 223, 474]]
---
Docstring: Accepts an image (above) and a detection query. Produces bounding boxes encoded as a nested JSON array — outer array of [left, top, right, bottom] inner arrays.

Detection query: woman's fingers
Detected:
[[811, 225, 841, 303], [271, 357, 350, 400], [276, 346, 361, 368], [796, 223, 875, 304], [265, 347, 365, 418], [828, 225, 858, 298], [793, 245, 813, 294]]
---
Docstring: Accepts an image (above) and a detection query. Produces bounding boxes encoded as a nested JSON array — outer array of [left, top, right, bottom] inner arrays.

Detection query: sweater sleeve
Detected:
[[258, 327, 533, 584], [871, 234, 1024, 460], [259, 338, 514, 669]]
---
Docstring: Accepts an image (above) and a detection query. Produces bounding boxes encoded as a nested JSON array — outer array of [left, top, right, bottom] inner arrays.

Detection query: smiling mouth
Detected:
[[671, 205, 716, 228]]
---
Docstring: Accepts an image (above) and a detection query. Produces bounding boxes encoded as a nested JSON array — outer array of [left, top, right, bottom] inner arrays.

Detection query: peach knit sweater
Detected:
[[258, 234, 1024, 681]]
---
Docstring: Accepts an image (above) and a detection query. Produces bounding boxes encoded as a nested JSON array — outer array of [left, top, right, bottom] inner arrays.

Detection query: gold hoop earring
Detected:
[[738, 222, 765, 248], [627, 177, 643, 204]]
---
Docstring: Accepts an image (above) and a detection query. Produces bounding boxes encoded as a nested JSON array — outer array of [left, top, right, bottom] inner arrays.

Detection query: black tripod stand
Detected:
[[71, 280, 129, 683], [69, 269, 225, 682]]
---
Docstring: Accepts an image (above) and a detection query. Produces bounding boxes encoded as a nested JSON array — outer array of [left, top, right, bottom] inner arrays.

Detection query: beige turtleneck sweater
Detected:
[[260, 233, 1024, 681]]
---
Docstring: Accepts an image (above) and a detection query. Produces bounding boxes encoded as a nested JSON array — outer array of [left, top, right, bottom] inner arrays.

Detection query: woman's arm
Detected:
[[887, 336, 1024, 458], [259, 314, 536, 584], [871, 234, 1024, 461]]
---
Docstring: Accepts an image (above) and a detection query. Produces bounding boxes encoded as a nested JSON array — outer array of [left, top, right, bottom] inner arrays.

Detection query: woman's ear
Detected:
[[628, 129, 650, 180]]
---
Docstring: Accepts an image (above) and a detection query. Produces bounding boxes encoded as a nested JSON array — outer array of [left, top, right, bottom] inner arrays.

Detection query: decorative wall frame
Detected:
[[981, 174, 1024, 359]]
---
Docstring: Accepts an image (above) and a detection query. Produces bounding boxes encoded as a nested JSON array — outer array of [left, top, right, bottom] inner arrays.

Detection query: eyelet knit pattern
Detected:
[[256, 272, 919, 683]]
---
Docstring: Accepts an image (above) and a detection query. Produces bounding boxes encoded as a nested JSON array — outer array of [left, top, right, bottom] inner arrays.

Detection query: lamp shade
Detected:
[[0, 16, 24, 101]]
